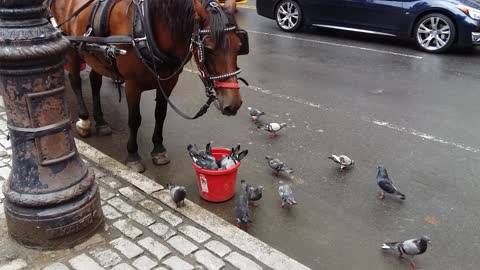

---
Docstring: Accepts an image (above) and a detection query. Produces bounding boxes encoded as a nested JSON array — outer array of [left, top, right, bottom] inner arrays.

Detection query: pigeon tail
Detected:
[[381, 244, 391, 250], [284, 168, 294, 174], [397, 192, 406, 200]]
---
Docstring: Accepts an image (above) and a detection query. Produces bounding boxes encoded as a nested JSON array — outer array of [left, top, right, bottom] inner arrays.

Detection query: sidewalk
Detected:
[[0, 99, 310, 270]]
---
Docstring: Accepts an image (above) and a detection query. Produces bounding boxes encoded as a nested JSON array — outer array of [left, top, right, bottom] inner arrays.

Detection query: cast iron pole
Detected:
[[0, 0, 103, 249]]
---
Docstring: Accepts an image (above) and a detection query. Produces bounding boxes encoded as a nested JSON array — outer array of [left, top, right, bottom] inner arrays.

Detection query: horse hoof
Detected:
[[96, 125, 112, 136], [126, 161, 145, 173], [76, 119, 92, 138], [151, 151, 170, 165]]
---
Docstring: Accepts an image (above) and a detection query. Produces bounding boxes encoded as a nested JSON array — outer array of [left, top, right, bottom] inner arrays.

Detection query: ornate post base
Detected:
[[4, 177, 103, 249]]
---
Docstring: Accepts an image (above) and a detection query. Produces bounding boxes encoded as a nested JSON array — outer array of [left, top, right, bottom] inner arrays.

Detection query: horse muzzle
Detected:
[[214, 81, 242, 116]]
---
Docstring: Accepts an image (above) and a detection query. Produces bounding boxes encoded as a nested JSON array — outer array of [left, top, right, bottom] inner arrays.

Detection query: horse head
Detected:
[[194, 0, 244, 116]]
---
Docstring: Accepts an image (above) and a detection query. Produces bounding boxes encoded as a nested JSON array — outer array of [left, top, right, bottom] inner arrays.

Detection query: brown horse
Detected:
[[50, 0, 244, 172]]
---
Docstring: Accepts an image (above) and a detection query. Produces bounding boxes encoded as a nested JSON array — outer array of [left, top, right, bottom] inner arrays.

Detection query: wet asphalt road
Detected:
[[67, 4, 480, 269]]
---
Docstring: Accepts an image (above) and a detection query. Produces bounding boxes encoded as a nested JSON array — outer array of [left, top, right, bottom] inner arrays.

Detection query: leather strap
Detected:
[[213, 81, 240, 89]]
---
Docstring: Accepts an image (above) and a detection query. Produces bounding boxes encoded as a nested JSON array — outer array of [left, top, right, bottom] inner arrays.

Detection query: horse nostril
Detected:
[[223, 106, 237, 116]]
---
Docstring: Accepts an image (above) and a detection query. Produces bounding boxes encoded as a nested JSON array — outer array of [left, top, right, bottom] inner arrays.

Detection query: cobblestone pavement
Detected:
[[0, 98, 310, 270]]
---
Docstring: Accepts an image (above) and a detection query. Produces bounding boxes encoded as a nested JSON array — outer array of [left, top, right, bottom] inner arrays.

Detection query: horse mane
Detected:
[[149, 0, 195, 46], [149, 0, 236, 48]]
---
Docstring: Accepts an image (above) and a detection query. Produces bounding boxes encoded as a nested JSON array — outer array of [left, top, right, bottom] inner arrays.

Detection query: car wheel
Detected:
[[414, 13, 456, 53], [275, 0, 302, 32]]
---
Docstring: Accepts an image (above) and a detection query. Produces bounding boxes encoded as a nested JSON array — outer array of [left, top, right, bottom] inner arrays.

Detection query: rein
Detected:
[[54, 0, 96, 28]]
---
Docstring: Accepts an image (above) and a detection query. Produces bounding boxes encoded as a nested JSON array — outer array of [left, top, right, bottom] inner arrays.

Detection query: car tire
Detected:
[[414, 13, 456, 53], [275, 0, 302, 32]]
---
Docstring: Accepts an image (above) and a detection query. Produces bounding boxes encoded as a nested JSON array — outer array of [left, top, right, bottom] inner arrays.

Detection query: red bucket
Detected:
[[192, 148, 240, 202]]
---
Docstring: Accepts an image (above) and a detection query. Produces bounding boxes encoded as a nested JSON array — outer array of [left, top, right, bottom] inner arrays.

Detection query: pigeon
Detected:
[[247, 106, 265, 122], [278, 180, 297, 208], [266, 155, 294, 175], [376, 165, 406, 200], [187, 143, 219, 170], [234, 194, 251, 229], [381, 235, 431, 268], [167, 183, 186, 208], [261, 122, 287, 136], [241, 179, 264, 207], [220, 154, 236, 170], [328, 154, 355, 171]]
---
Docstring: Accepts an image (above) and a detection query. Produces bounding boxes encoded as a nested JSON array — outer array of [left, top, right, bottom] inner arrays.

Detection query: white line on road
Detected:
[[247, 30, 424, 59], [183, 67, 479, 153]]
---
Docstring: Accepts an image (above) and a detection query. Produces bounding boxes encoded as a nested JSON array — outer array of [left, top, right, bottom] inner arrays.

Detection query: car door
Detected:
[[302, 0, 347, 25], [342, 0, 406, 33]]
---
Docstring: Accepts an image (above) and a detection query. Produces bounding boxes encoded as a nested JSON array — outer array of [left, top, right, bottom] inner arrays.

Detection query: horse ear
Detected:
[[194, 0, 208, 21], [223, 0, 237, 15]]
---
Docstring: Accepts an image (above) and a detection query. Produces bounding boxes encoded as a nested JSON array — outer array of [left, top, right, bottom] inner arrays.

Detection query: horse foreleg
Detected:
[[90, 70, 112, 136], [66, 50, 91, 138], [125, 81, 145, 173], [151, 87, 171, 165]]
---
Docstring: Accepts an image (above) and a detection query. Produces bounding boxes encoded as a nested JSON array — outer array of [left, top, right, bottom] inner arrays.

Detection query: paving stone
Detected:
[[74, 234, 105, 251], [108, 197, 135, 214], [102, 205, 122, 220], [127, 175, 163, 194], [68, 254, 104, 270], [137, 237, 171, 261], [194, 250, 225, 270], [148, 222, 176, 240], [139, 200, 163, 214], [225, 252, 262, 270], [42, 262, 70, 270], [0, 166, 10, 180], [113, 219, 143, 239], [167, 235, 198, 256], [99, 176, 122, 189], [0, 259, 28, 270], [204, 241, 231, 257], [0, 137, 11, 149], [99, 187, 116, 200], [119, 186, 146, 202], [110, 237, 144, 259], [127, 210, 155, 226], [132, 255, 158, 270], [162, 256, 194, 270], [159, 211, 182, 226], [111, 263, 136, 270], [92, 168, 107, 178], [90, 248, 123, 268], [178, 225, 211, 243]]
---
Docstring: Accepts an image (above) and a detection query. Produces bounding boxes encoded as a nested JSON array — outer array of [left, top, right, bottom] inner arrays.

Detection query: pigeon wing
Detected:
[[401, 239, 421, 255], [378, 179, 398, 194]]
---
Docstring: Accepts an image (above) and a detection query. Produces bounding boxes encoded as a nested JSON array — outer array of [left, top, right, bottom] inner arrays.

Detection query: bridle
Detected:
[[190, 1, 246, 99], [143, 0, 248, 119]]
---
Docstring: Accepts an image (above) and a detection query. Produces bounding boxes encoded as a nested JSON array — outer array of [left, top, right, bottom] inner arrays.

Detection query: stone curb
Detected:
[[75, 139, 311, 270]]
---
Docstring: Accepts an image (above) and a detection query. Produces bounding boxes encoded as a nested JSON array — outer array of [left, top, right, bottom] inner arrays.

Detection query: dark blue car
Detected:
[[256, 0, 480, 52]]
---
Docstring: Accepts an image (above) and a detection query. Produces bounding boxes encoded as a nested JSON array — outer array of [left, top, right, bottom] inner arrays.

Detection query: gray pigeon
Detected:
[[247, 106, 265, 122], [167, 183, 186, 208], [234, 194, 251, 229], [262, 122, 287, 136], [187, 143, 219, 170], [266, 155, 294, 175], [241, 179, 264, 207], [278, 180, 297, 208], [376, 165, 406, 200], [328, 154, 355, 171], [382, 235, 431, 268]]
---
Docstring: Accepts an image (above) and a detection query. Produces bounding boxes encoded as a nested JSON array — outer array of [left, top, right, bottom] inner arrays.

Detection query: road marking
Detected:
[[238, 4, 256, 9], [247, 30, 423, 59], [183, 67, 478, 153]]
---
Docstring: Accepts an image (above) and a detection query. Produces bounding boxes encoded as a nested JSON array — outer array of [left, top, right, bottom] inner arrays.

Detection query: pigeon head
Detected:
[[280, 123, 287, 128], [421, 235, 431, 244], [258, 186, 264, 191], [377, 165, 388, 176], [351, 160, 355, 165], [166, 182, 174, 190], [265, 155, 273, 161]]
